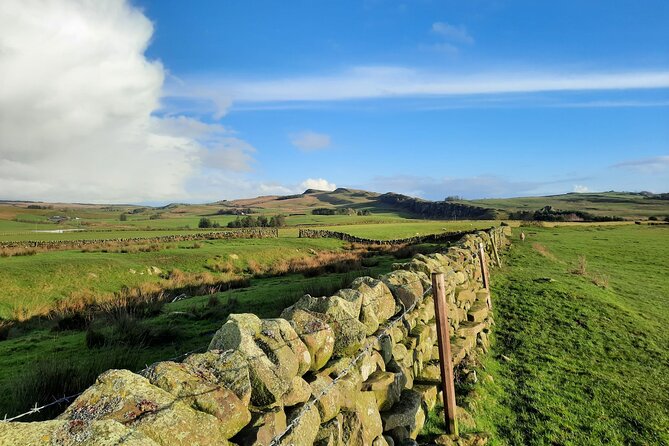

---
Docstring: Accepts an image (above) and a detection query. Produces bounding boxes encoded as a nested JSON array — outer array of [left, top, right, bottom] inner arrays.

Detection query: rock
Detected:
[[361, 371, 402, 411], [315, 413, 344, 446], [284, 376, 312, 406], [284, 294, 367, 357], [354, 391, 384, 445], [379, 335, 393, 364], [392, 343, 408, 361], [58, 369, 236, 445], [380, 389, 423, 433], [142, 360, 251, 438], [467, 298, 489, 323], [183, 349, 252, 405], [434, 434, 457, 446], [412, 384, 438, 412], [456, 289, 477, 307], [283, 403, 321, 446], [398, 439, 419, 446], [457, 321, 487, 338], [341, 410, 364, 446], [232, 407, 286, 446], [386, 357, 412, 389], [373, 435, 390, 446], [416, 363, 441, 383], [208, 314, 310, 406], [351, 277, 397, 334], [383, 434, 395, 446], [282, 308, 335, 371], [309, 374, 341, 423], [0, 419, 160, 446], [334, 372, 364, 411], [372, 350, 387, 372], [380, 270, 424, 310]]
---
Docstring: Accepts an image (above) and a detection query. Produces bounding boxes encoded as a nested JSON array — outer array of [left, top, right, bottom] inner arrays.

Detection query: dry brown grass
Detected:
[[572, 255, 588, 275], [532, 242, 558, 261], [0, 247, 38, 257], [590, 273, 610, 289]]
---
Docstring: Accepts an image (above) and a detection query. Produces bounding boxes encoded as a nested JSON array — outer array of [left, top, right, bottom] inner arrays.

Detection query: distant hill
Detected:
[[221, 189, 668, 221], [218, 188, 499, 219], [462, 191, 669, 219]]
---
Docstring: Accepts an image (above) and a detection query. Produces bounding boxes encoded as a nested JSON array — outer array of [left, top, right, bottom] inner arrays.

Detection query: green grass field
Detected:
[[0, 236, 347, 318], [467, 191, 669, 219], [468, 224, 669, 445], [1, 190, 668, 440], [0, 253, 410, 419]]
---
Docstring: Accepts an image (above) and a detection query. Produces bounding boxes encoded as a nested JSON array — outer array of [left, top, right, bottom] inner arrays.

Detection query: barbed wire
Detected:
[[1, 347, 207, 422], [0, 279, 432, 432]]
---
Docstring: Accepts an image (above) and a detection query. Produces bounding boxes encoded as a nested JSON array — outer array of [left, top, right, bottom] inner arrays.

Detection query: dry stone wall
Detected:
[[298, 228, 492, 246], [0, 227, 510, 446], [0, 228, 278, 251]]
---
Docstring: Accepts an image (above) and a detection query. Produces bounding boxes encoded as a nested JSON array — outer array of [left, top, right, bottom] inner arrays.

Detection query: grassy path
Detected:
[[478, 225, 669, 445]]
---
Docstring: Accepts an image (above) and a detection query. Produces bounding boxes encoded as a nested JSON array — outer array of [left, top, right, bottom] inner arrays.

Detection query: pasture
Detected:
[[470, 224, 669, 445]]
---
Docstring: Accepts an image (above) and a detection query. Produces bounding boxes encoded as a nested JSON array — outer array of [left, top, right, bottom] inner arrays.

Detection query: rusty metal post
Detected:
[[431, 272, 458, 436]]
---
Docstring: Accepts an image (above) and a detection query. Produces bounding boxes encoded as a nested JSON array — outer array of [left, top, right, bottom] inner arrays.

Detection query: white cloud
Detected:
[[612, 155, 669, 174], [573, 185, 590, 193], [290, 131, 332, 151], [300, 178, 337, 192], [177, 67, 669, 105], [0, 0, 255, 203], [431, 22, 474, 44]]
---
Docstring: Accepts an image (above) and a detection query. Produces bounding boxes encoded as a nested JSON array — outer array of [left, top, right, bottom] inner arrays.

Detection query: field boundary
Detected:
[[1, 226, 510, 446], [0, 227, 278, 251], [298, 227, 495, 245]]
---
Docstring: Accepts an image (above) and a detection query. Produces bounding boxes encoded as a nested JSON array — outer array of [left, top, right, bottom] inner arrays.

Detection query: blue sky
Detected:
[[0, 0, 667, 202]]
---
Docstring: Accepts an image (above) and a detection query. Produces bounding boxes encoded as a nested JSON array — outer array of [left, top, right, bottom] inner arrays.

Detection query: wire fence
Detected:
[[1, 347, 206, 422], [0, 255, 495, 446], [1, 277, 434, 427]]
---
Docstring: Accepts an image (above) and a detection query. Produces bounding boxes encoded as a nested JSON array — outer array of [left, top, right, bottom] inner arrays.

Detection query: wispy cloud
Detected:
[[290, 131, 332, 151], [431, 22, 474, 44], [172, 67, 669, 106], [612, 155, 669, 173], [365, 174, 590, 200], [572, 185, 590, 193]]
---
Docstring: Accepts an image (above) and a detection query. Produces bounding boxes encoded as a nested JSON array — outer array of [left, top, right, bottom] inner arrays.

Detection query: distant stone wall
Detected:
[[0, 226, 511, 446], [298, 228, 492, 245], [0, 228, 278, 251]]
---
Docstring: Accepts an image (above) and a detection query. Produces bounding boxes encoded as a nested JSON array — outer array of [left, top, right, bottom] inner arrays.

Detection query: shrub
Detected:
[[119, 213, 128, 221], [198, 217, 213, 228]]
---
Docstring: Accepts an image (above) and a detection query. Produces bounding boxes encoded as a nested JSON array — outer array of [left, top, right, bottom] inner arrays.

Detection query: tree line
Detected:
[[198, 214, 286, 229]]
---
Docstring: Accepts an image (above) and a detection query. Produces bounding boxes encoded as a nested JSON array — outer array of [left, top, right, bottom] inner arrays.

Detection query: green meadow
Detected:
[[465, 224, 669, 445], [1, 192, 668, 442]]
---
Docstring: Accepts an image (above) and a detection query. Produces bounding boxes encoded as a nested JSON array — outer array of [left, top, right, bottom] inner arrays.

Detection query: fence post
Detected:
[[431, 272, 459, 436], [491, 232, 502, 267], [478, 243, 492, 309]]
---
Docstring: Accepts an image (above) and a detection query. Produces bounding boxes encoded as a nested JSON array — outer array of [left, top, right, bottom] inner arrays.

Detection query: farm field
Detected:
[[470, 224, 669, 445], [0, 236, 345, 319], [1, 190, 667, 439], [0, 248, 430, 420], [466, 191, 669, 219]]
